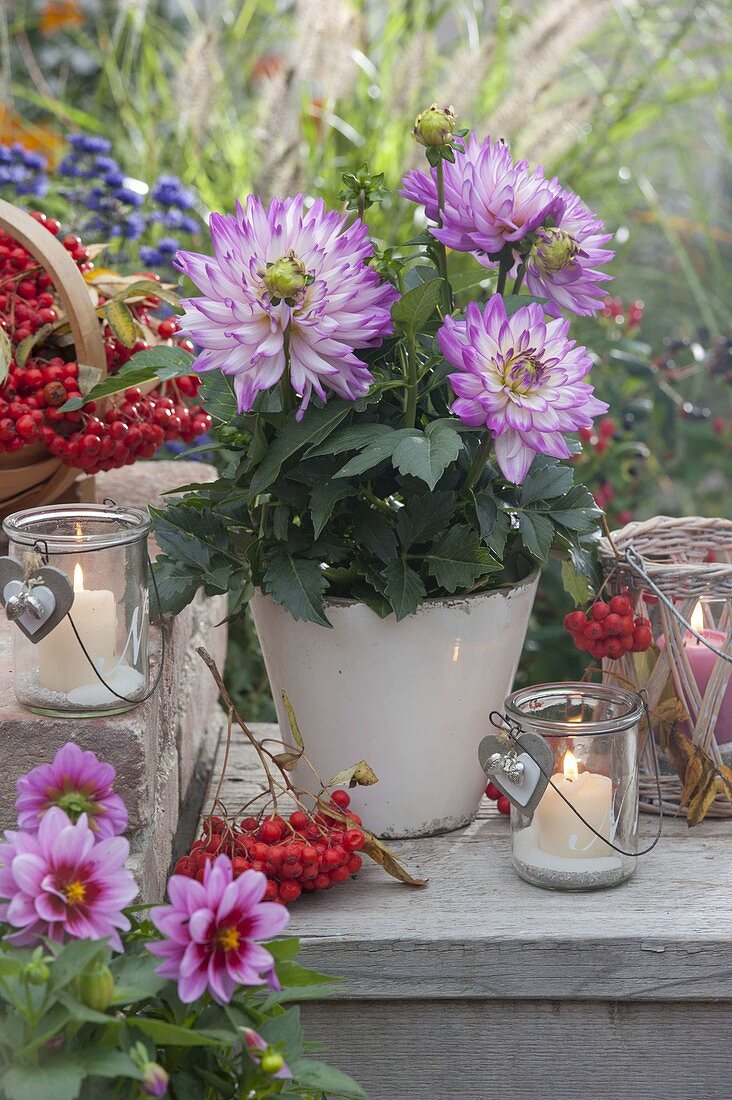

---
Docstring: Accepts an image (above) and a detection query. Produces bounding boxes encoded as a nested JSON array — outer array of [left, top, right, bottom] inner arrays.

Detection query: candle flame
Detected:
[[563, 749, 579, 782], [690, 601, 704, 635], [73, 563, 84, 593], [75, 522, 83, 541]]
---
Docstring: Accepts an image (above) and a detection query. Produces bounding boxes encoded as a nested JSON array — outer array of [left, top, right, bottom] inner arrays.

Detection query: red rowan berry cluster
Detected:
[[176, 789, 366, 906], [600, 296, 644, 330], [484, 782, 511, 817], [0, 212, 210, 472], [563, 589, 653, 661]]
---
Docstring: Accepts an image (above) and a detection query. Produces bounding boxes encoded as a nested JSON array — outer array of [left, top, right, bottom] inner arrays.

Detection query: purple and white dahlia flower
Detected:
[[400, 133, 561, 256], [400, 134, 613, 317], [523, 186, 614, 317], [148, 856, 289, 1004], [176, 195, 398, 417], [0, 807, 137, 949], [437, 296, 608, 483], [15, 741, 127, 838]]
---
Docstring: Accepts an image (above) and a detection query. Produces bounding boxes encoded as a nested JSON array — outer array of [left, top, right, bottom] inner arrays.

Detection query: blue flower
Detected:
[[68, 133, 111, 154], [139, 245, 163, 265], [114, 186, 144, 208], [151, 174, 195, 210], [0, 143, 48, 199], [157, 236, 179, 255]]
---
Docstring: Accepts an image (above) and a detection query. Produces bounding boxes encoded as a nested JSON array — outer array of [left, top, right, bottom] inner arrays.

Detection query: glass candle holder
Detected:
[[505, 682, 643, 891], [3, 503, 151, 717]]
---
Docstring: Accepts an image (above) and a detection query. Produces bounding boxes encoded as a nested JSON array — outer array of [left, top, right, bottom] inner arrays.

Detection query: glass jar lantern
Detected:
[[505, 682, 643, 891], [2, 503, 151, 717]]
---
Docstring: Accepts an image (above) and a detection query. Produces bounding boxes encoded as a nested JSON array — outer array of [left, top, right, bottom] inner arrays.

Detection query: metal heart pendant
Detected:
[[478, 730, 555, 815], [0, 557, 74, 643]]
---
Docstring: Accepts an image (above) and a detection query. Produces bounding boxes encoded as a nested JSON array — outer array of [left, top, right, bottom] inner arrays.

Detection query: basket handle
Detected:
[[0, 199, 108, 511]]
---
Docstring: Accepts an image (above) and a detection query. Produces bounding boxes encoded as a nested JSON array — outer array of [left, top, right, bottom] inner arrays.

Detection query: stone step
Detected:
[[0, 460, 228, 901]]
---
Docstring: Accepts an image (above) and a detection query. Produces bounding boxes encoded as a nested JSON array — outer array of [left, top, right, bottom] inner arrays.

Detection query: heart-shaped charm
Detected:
[[0, 557, 74, 643], [478, 730, 555, 815]]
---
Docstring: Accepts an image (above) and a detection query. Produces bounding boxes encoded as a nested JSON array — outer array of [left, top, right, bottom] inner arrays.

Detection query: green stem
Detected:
[[358, 188, 366, 224], [280, 328, 294, 414], [512, 257, 528, 296], [365, 484, 393, 516], [404, 329, 419, 428], [435, 157, 453, 313], [496, 255, 511, 298], [463, 433, 493, 494]]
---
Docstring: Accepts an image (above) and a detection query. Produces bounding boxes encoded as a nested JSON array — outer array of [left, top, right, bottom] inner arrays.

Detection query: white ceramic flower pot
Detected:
[[250, 569, 539, 838]]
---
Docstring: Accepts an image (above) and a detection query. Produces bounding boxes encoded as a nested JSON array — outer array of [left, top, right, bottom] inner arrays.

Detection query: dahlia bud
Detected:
[[530, 226, 582, 275], [263, 251, 309, 303], [75, 960, 115, 1012], [260, 1051, 285, 1076], [140, 1063, 169, 1097], [24, 959, 50, 986], [412, 103, 457, 147]]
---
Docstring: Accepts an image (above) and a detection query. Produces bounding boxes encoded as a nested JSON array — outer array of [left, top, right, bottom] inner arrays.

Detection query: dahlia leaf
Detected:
[[150, 558, 202, 615], [382, 559, 426, 620], [426, 526, 499, 592], [517, 512, 555, 562], [501, 294, 549, 316], [561, 558, 594, 606], [249, 403, 352, 497], [263, 551, 330, 627], [538, 484, 601, 533], [198, 370, 238, 422], [351, 509, 397, 563], [290, 1059, 367, 1099], [335, 428, 418, 478], [396, 490, 457, 547], [473, 491, 511, 558], [2, 1057, 85, 1100], [310, 482, 353, 538], [306, 422, 393, 458], [392, 422, 462, 489], [391, 278, 443, 335], [520, 458, 574, 504]]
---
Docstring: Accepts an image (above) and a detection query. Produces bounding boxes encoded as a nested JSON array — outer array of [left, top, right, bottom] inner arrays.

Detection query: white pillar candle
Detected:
[[38, 563, 117, 696], [536, 750, 613, 860]]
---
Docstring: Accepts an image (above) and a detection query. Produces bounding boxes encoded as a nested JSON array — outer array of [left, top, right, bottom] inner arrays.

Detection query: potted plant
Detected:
[[85, 106, 611, 836]]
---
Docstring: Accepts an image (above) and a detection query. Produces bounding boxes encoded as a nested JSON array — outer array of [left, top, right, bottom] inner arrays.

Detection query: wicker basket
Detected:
[[598, 516, 732, 817], [0, 198, 107, 520]]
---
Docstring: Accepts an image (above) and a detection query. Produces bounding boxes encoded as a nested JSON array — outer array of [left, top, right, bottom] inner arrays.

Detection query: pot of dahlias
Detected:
[[0, 743, 364, 1099], [91, 105, 611, 837]]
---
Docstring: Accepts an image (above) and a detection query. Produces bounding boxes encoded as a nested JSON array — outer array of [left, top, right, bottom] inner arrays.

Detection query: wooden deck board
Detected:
[[196, 721, 732, 1099]]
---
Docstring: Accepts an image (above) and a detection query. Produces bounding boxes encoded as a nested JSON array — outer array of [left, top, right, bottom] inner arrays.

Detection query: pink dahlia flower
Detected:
[[176, 195, 399, 417], [242, 1027, 292, 1079], [15, 742, 127, 838], [523, 186, 614, 317], [400, 133, 561, 256], [438, 296, 608, 483], [0, 807, 137, 949], [148, 857, 289, 1004]]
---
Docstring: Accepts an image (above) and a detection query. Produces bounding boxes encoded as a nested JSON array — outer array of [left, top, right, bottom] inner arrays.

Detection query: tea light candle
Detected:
[[38, 562, 117, 695], [536, 750, 613, 859]]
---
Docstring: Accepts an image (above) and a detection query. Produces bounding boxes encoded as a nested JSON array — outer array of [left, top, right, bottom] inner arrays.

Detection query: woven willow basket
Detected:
[[598, 516, 732, 817], [0, 198, 107, 520]]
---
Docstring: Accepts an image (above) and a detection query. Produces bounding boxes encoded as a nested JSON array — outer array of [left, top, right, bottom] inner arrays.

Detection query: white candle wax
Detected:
[[38, 564, 117, 695], [536, 752, 613, 860]]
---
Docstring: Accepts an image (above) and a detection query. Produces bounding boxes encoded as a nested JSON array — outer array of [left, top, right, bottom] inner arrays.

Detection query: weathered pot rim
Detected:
[[254, 565, 540, 612]]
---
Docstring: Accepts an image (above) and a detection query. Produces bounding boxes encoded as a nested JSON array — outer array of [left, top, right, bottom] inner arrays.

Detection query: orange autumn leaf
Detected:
[[40, 0, 85, 36], [0, 108, 64, 166]]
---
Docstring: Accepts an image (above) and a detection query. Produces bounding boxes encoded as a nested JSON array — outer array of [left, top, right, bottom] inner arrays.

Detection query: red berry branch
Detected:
[[563, 588, 654, 661], [183, 647, 427, 905], [0, 212, 211, 472]]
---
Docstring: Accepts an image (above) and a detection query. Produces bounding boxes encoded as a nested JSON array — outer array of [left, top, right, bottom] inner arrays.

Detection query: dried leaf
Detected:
[[686, 761, 717, 826], [655, 699, 689, 751], [328, 760, 379, 789], [15, 323, 54, 367], [666, 725, 695, 780], [715, 764, 732, 808], [361, 833, 427, 887], [77, 364, 104, 397], [0, 327, 10, 385], [84, 243, 111, 261], [271, 751, 301, 771], [281, 692, 304, 749], [681, 749, 708, 806], [104, 300, 136, 348]]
